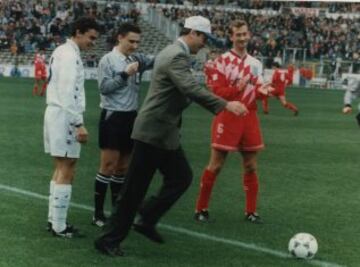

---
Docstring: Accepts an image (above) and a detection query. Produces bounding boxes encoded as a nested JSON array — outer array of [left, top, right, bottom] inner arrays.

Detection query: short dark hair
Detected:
[[179, 27, 191, 36], [228, 20, 248, 35], [117, 23, 141, 36], [70, 17, 100, 37]]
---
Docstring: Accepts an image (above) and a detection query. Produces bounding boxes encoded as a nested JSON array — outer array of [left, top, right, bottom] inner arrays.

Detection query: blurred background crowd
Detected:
[[0, 0, 358, 75]]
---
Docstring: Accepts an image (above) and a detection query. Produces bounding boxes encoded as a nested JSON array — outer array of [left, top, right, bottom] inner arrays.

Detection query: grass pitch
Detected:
[[0, 77, 358, 267]]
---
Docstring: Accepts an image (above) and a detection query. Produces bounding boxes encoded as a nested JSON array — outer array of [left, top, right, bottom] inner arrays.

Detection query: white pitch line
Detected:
[[0, 183, 346, 267]]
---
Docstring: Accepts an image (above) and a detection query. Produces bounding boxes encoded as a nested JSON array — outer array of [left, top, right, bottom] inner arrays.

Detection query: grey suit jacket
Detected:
[[131, 40, 227, 150]]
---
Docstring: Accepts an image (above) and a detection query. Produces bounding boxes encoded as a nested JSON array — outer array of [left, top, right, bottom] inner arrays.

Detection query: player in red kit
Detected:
[[194, 20, 273, 224], [33, 48, 48, 96], [262, 62, 298, 116], [203, 50, 219, 90]]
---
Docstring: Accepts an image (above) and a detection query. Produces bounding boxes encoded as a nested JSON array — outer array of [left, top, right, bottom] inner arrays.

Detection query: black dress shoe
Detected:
[[94, 239, 124, 257], [133, 222, 164, 244]]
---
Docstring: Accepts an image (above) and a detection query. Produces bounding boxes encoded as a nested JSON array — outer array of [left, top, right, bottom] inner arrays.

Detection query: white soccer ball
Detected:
[[288, 233, 318, 259]]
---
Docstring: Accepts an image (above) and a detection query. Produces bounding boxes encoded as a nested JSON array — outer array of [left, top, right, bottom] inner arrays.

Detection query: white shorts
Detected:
[[44, 106, 81, 158]]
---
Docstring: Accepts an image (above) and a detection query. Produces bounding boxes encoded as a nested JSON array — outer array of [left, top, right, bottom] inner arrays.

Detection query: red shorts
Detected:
[[211, 110, 264, 152], [272, 84, 285, 97], [35, 67, 47, 80]]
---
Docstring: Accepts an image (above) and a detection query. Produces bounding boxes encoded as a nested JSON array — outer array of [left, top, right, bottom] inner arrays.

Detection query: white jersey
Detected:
[[343, 74, 360, 108], [46, 39, 85, 126]]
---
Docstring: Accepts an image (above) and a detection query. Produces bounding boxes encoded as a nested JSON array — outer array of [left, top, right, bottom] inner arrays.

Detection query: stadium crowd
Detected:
[[0, 0, 359, 70], [0, 0, 140, 55], [148, 0, 360, 13], [157, 3, 360, 66]]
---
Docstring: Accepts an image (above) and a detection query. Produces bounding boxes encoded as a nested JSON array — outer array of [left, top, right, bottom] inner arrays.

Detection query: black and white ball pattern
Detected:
[[288, 233, 318, 259]]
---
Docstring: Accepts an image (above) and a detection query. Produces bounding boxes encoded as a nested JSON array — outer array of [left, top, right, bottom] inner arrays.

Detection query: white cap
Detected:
[[184, 16, 211, 34]]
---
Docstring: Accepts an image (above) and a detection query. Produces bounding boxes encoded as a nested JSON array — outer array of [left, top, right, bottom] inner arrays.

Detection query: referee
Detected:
[[92, 23, 154, 227]]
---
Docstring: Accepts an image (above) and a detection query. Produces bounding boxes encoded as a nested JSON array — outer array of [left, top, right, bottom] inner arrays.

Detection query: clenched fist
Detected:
[[125, 62, 139, 76]]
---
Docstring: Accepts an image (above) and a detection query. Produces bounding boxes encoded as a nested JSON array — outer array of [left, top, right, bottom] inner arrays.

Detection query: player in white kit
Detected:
[[342, 73, 360, 125], [44, 17, 99, 238]]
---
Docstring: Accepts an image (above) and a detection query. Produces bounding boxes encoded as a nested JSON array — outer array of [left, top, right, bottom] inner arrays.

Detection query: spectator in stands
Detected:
[[49, 17, 62, 37], [10, 41, 18, 56], [157, 3, 359, 63], [73, 0, 85, 19], [10, 60, 21, 77], [22, 35, 34, 53]]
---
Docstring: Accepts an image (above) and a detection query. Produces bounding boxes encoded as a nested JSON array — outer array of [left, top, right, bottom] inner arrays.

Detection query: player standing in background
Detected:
[[194, 20, 273, 224], [203, 49, 219, 89], [92, 23, 154, 227], [342, 73, 360, 125], [44, 17, 99, 238], [33, 48, 48, 96], [262, 63, 298, 116]]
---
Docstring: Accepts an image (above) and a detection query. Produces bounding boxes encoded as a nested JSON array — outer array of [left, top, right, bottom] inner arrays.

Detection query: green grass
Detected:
[[0, 77, 358, 267]]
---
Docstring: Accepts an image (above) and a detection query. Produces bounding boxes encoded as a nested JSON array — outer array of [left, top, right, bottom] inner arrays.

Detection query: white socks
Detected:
[[52, 184, 72, 233], [47, 180, 55, 223]]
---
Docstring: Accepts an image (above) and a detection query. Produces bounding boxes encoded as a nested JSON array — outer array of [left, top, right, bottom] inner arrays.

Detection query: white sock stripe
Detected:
[[96, 173, 111, 180], [111, 175, 125, 184], [96, 174, 110, 184], [96, 177, 110, 184]]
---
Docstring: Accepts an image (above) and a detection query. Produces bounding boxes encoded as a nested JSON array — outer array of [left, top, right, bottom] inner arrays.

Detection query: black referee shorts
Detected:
[[98, 109, 137, 153]]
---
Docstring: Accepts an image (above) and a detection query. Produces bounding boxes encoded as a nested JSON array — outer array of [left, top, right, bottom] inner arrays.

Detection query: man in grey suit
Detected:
[[95, 16, 248, 256]]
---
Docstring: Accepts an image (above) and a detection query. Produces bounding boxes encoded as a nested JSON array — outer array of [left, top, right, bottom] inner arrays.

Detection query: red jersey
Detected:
[[34, 53, 47, 79], [203, 59, 217, 90], [287, 66, 294, 86], [271, 69, 292, 96], [271, 67, 293, 96], [205, 50, 264, 111], [34, 53, 46, 69]]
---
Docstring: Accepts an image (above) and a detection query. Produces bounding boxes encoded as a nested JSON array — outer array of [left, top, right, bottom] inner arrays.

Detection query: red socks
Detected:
[[284, 102, 298, 112], [243, 172, 259, 214], [196, 169, 259, 214], [33, 82, 47, 96], [262, 98, 269, 114], [32, 85, 38, 96], [40, 82, 47, 96], [195, 169, 216, 212]]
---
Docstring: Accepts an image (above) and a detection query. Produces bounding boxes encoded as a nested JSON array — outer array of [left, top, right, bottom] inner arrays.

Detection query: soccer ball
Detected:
[[288, 233, 318, 259]]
